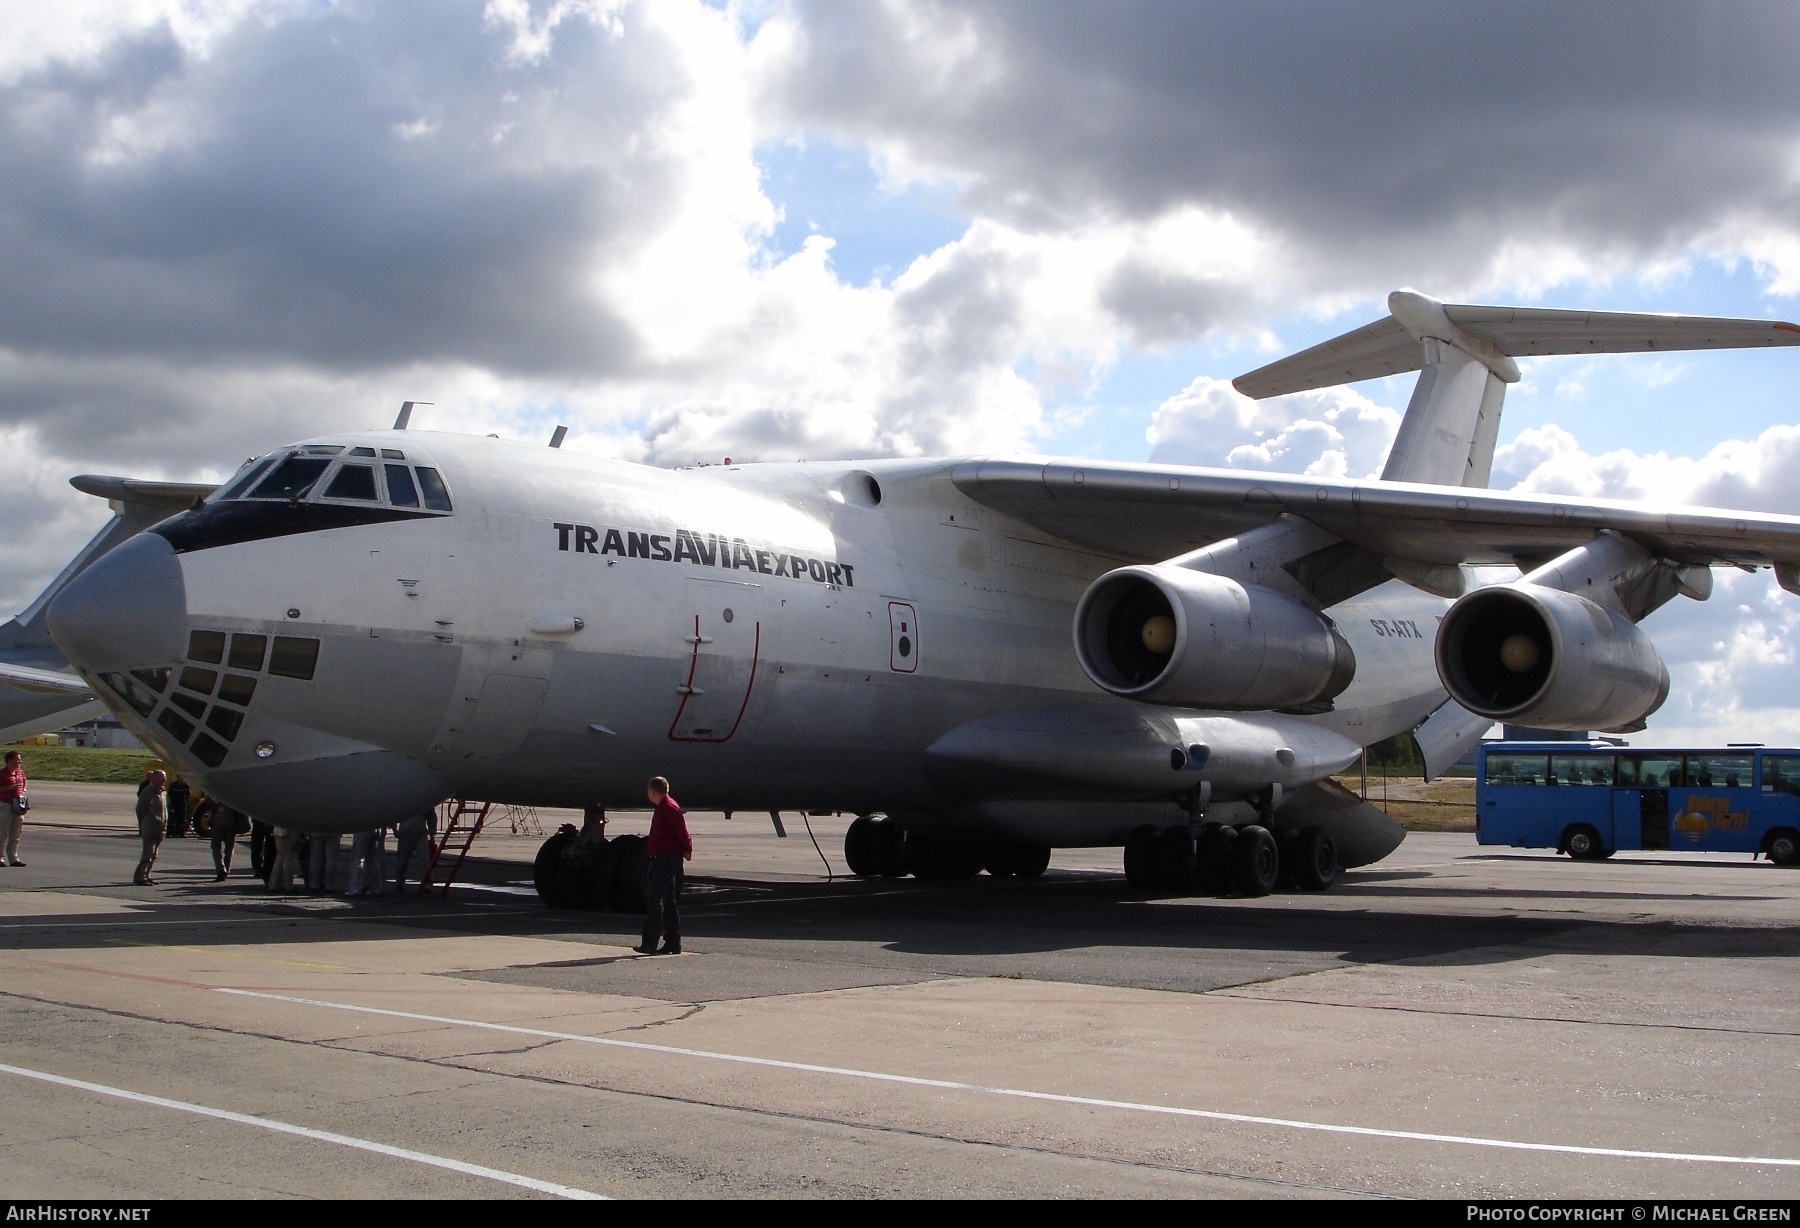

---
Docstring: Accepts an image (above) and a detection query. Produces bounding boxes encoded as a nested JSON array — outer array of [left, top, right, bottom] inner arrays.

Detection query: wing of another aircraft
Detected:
[[0, 662, 94, 696], [953, 456, 1800, 576]]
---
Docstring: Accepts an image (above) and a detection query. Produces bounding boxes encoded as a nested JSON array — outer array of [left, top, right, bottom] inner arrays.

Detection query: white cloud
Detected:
[[1147, 378, 1401, 478]]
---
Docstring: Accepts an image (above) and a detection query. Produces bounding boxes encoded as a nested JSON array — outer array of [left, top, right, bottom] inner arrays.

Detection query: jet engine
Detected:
[[1434, 583, 1669, 732], [1073, 566, 1355, 711]]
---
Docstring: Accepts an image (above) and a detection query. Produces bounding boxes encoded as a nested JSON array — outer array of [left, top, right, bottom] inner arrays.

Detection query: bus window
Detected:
[[1688, 753, 1753, 790], [1486, 753, 1547, 786], [1550, 753, 1615, 786], [1763, 755, 1800, 796], [1622, 754, 1685, 789]]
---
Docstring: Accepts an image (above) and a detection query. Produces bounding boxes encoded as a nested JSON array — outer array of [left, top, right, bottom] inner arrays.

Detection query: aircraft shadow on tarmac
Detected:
[[5, 843, 1794, 998]]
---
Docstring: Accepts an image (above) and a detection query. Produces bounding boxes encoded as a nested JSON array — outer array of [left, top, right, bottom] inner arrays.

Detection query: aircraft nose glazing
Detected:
[[46, 532, 189, 678]]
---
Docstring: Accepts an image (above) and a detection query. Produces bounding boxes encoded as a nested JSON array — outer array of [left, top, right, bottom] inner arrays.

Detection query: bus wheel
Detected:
[[1564, 825, 1607, 861], [1767, 830, 1800, 867]]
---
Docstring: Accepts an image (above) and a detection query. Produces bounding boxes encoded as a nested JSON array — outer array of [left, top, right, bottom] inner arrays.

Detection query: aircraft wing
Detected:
[[1236, 304, 1800, 398], [0, 662, 94, 696], [953, 456, 1800, 575]]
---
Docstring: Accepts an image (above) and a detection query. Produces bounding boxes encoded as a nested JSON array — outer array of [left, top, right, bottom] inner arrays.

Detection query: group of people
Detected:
[[132, 769, 438, 895], [257, 809, 436, 896], [3, 751, 696, 957]]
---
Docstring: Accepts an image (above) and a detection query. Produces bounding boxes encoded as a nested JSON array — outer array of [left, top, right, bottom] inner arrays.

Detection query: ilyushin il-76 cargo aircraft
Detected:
[[10, 292, 1800, 899]]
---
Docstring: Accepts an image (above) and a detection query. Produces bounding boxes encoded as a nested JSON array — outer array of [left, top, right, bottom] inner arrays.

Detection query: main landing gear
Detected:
[[1125, 821, 1338, 897], [843, 814, 1051, 882], [532, 824, 682, 911]]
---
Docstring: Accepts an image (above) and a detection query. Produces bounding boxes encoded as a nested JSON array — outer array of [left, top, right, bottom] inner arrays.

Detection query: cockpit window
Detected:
[[218, 456, 278, 501], [416, 466, 453, 512], [300, 445, 345, 456], [322, 463, 379, 502], [384, 464, 419, 507], [381, 448, 406, 460], [348, 446, 377, 457], [249, 456, 331, 500]]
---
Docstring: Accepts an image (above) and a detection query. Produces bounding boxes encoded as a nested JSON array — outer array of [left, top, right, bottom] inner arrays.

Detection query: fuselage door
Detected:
[[889, 601, 918, 673], [670, 579, 763, 743]]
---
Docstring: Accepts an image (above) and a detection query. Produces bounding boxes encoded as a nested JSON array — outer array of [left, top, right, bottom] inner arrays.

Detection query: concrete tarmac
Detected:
[[1, 783, 1797, 1200]]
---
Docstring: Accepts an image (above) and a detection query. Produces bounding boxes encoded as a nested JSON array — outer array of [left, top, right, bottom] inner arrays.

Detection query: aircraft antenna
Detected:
[[548, 425, 568, 449], [394, 400, 433, 430]]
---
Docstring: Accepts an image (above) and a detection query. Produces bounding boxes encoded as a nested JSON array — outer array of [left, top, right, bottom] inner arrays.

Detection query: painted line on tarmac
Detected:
[[0, 1060, 605, 1199], [220, 988, 1800, 1170]]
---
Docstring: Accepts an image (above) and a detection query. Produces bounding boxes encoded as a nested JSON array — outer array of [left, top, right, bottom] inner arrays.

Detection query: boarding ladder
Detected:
[[416, 798, 494, 898]]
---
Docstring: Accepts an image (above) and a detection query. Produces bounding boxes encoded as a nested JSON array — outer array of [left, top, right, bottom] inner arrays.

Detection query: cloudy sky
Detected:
[[5, 0, 1800, 745]]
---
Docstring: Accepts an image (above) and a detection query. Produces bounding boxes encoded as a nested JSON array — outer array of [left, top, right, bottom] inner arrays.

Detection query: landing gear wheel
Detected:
[[1011, 843, 1051, 879], [1123, 825, 1159, 890], [936, 842, 982, 880], [980, 844, 1017, 878], [1230, 825, 1279, 897], [1563, 824, 1607, 861], [1154, 826, 1196, 893], [533, 825, 578, 907], [1195, 824, 1236, 895], [1291, 826, 1338, 892], [845, 815, 877, 877], [566, 838, 614, 909], [608, 834, 649, 912], [867, 817, 907, 878], [902, 830, 939, 880], [1768, 829, 1799, 867]]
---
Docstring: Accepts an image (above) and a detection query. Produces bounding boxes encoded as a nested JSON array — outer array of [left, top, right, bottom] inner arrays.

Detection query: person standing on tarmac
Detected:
[[634, 776, 691, 956], [210, 804, 246, 880], [392, 808, 434, 893], [1, 750, 29, 867], [133, 770, 168, 885]]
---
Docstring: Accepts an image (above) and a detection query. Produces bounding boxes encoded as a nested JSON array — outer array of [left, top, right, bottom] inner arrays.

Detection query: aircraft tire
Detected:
[[609, 835, 649, 912], [1154, 825, 1196, 893], [1012, 843, 1051, 879], [1230, 825, 1279, 897], [591, 839, 626, 910], [869, 817, 907, 878], [980, 843, 1018, 878], [1123, 825, 1159, 890], [1195, 824, 1235, 895], [902, 830, 939, 879], [845, 815, 877, 877], [533, 825, 578, 908], [936, 841, 983, 880], [1767, 829, 1799, 867], [1291, 826, 1338, 892]]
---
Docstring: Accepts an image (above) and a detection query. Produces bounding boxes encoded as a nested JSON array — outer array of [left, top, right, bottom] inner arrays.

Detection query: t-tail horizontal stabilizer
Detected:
[[1234, 291, 1800, 490]]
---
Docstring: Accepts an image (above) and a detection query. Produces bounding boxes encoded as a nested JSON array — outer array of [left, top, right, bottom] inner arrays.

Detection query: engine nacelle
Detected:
[[1073, 566, 1355, 711], [1435, 583, 1669, 732]]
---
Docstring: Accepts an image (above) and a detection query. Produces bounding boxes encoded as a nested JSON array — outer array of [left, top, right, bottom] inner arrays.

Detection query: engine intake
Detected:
[[1435, 583, 1669, 732], [1073, 566, 1355, 711]]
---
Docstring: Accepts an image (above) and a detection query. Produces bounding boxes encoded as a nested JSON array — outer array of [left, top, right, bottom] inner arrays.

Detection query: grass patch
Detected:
[[9, 745, 161, 784]]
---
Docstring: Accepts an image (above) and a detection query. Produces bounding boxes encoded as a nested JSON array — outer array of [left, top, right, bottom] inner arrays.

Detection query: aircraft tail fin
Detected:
[[1234, 291, 1800, 489]]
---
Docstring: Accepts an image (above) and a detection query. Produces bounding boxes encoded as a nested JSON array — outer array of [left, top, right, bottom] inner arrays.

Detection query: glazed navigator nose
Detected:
[[46, 532, 188, 675]]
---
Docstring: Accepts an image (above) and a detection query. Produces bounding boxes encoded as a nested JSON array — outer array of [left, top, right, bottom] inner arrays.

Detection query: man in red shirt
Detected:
[[635, 775, 691, 955]]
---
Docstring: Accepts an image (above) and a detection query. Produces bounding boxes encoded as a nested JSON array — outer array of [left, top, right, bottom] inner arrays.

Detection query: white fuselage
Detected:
[[79, 431, 1453, 840]]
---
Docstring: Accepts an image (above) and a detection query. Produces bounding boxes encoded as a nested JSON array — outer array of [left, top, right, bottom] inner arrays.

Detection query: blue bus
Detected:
[[1476, 742, 1800, 865]]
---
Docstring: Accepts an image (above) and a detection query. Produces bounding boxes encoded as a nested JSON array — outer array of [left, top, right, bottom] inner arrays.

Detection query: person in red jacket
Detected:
[[635, 776, 691, 955], [1, 750, 27, 867]]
